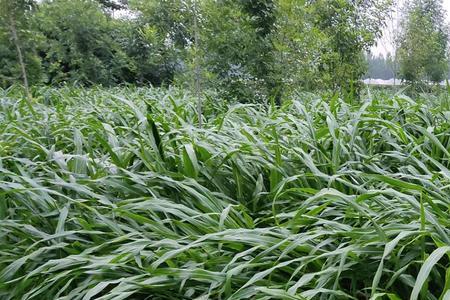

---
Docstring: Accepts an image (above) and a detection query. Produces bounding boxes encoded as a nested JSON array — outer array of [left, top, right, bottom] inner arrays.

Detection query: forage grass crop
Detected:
[[0, 86, 450, 299]]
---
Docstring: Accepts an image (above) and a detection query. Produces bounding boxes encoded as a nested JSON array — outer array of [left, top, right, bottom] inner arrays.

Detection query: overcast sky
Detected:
[[372, 0, 450, 55]]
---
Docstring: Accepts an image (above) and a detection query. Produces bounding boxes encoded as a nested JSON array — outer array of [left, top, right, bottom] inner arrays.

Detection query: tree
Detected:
[[190, 0, 203, 126], [196, 0, 271, 102], [397, 0, 449, 84], [271, 0, 328, 93], [240, 0, 281, 103], [0, 0, 38, 101], [365, 53, 395, 79], [97, 0, 128, 10], [189, 0, 391, 102], [35, 0, 133, 85], [128, 0, 193, 85], [312, 0, 392, 95], [0, 0, 394, 102]]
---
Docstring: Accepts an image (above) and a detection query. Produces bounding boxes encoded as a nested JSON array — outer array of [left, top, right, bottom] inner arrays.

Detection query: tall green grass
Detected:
[[1, 86, 450, 299]]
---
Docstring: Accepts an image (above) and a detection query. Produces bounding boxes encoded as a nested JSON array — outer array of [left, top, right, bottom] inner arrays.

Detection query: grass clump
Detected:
[[1, 86, 450, 299]]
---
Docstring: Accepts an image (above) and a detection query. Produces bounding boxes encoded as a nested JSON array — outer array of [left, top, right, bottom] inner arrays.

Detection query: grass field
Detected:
[[1, 86, 450, 299]]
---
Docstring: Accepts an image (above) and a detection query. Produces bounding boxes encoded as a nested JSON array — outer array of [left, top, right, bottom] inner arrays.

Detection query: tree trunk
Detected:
[[9, 15, 32, 104], [192, 0, 202, 128]]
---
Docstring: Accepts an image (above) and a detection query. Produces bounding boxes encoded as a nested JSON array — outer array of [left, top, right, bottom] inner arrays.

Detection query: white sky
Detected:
[[372, 0, 450, 55]]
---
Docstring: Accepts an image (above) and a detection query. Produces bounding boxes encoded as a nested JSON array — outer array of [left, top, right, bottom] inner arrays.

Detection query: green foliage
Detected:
[[130, 0, 192, 48], [239, 0, 280, 103], [0, 0, 42, 87], [0, 0, 393, 100], [1, 86, 450, 299], [270, 0, 323, 92], [195, 0, 391, 101], [127, 0, 193, 85], [96, 0, 128, 11], [313, 0, 392, 94], [35, 0, 133, 85], [397, 0, 449, 85], [198, 0, 274, 102], [111, 20, 178, 85]]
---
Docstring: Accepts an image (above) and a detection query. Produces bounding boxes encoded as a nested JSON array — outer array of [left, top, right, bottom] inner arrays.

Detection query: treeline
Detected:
[[365, 54, 395, 80], [2, 1, 450, 100], [397, 0, 449, 84], [1, 0, 393, 101], [365, 0, 450, 84]]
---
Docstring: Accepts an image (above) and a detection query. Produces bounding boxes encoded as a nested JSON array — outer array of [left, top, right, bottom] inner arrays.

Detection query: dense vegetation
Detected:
[[2, 0, 450, 299], [365, 0, 450, 84], [3, 0, 450, 94], [397, 0, 449, 84], [0, 0, 391, 101], [1, 86, 450, 299]]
